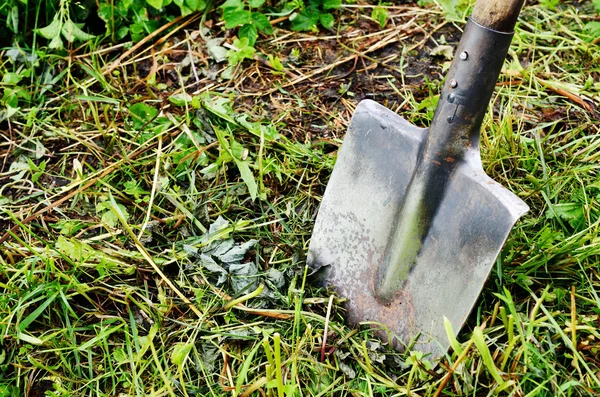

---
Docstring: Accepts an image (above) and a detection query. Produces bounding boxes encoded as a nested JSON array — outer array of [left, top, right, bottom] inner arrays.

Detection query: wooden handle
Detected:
[[471, 0, 525, 32]]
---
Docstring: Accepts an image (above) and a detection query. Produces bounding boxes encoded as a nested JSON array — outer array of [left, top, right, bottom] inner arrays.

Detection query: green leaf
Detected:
[[169, 92, 193, 106], [56, 236, 92, 260], [199, 94, 279, 141], [37, 16, 62, 39], [319, 13, 334, 29], [594, 0, 600, 13], [61, 20, 95, 42], [224, 9, 252, 28], [202, 96, 236, 123], [129, 102, 158, 129], [2, 73, 22, 85], [27, 158, 46, 183], [54, 220, 85, 236], [239, 24, 258, 46], [220, 0, 243, 10], [323, 0, 341, 9], [233, 155, 258, 200], [177, 3, 193, 15], [416, 93, 439, 117], [252, 12, 272, 34], [146, 0, 163, 10], [268, 54, 284, 71], [472, 327, 513, 390], [437, 0, 463, 22], [214, 127, 259, 200], [97, 4, 111, 23], [443, 316, 463, 355], [5, 105, 20, 119], [590, 180, 600, 191], [291, 7, 320, 31], [98, 201, 129, 228], [120, 0, 135, 14], [56, 235, 134, 275], [129, 22, 147, 42], [235, 342, 262, 395], [171, 343, 193, 366], [8, 6, 19, 33], [546, 202, 586, 229], [124, 180, 149, 198], [185, 0, 207, 11], [113, 348, 128, 364], [230, 139, 246, 160], [248, 0, 266, 7], [371, 6, 388, 28], [18, 293, 57, 332], [228, 38, 256, 66], [17, 333, 43, 345], [539, 0, 559, 10], [3, 89, 20, 110], [406, 350, 422, 366], [0, 385, 19, 397], [116, 26, 129, 40], [48, 35, 64, 49], [585, 22, 600, 38]]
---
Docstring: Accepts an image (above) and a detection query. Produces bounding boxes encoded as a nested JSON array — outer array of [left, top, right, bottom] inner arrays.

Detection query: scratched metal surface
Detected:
[[307, 100, 528, 357]]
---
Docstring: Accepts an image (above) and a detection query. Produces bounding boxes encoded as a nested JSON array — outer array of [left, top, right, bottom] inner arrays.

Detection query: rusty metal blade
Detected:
[[307, 100, 528, 357]]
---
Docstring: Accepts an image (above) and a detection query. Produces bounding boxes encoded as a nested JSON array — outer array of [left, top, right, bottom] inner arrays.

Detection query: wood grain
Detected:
[[471, 0, 525, 32]]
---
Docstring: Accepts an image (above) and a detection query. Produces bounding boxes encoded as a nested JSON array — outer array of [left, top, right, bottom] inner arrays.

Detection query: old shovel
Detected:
[[308, 0, 529, 357]]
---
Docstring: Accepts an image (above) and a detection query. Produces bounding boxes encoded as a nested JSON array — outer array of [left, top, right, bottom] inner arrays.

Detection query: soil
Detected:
[[28, 379, 54, 397], [111, 7, 459, 142]]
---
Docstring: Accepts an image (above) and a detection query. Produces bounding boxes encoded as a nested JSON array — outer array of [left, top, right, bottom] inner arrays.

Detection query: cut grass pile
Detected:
[[1, 1, 600, 396]]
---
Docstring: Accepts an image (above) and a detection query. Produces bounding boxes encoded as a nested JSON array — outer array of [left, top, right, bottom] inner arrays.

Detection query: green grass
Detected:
[[1, 1, 600, 396]]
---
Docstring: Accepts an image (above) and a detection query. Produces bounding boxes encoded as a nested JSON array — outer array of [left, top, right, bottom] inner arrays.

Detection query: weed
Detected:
[[220, 0, 273, 47], [36, 0, 96, 49], [371, 5, 389, 29], [290, 0, 341, 31]]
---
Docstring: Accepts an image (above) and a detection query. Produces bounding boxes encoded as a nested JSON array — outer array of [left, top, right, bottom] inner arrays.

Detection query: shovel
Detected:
[[308, 0, 529, 357]]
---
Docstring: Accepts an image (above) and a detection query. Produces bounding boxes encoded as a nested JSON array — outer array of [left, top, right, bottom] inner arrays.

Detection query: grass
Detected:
[[1, 1, 600, 396]]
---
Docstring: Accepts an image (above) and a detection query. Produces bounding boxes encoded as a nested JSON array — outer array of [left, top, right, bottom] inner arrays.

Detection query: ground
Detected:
[[1, 1, 600, 396]]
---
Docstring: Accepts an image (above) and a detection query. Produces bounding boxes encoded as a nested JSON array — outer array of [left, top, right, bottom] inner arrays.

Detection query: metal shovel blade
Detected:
[[308, 0, 530, 360], [308, 100, 528, 356]]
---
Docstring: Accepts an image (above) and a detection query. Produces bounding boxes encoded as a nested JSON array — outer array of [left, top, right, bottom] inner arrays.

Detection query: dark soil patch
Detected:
[[28, 379, 54, 397]]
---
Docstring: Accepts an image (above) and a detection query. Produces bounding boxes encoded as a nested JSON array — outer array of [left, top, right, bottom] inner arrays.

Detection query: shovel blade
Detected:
[[308, 100, 528, 357]]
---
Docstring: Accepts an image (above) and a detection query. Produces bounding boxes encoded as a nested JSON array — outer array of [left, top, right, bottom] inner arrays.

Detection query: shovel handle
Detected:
[[472, 0, 525, 32]]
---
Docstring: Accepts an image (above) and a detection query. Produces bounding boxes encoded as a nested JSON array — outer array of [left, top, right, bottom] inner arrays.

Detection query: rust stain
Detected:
[[341, 244, 416, 353]]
